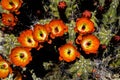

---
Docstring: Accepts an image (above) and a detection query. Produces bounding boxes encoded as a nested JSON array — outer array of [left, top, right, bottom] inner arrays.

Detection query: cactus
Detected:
[[68, 55, 93, 80], [0, 0, 120, 79]]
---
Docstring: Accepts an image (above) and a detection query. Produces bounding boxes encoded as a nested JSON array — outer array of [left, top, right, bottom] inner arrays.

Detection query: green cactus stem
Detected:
[[2, 34, 20, 57], [68, 55, 93, 79], [98, 0, 119, 45], [66, 20, 76, 44]]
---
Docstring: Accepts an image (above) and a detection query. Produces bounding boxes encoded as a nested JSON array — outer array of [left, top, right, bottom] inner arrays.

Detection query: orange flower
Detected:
[[58, 43, 80, 62], [1, 0, 23, 14], [81, 34, 100, 54], [18, 29, 38, 48], [33, 24, 49, 43], [9, 47, 32, 67], [75, 17, 95, 35], [2, 13, 18, 27], [48, 19, 68, 39], [0, 56, 12, 78]]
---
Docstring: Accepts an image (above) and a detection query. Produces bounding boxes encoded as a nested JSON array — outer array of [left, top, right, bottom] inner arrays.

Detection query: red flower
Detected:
[[113, 35, 120, 41], [48, 19, 68, 39], [82, 10, 92, 18], [2, 13, 18, 27], [18, 29, 38, 48], [9, 47, 32, 67], [100, 44, 107, 50], [58, 43, 80, 62], [75, 17, 95, 35], [0, 56, 12, 78], [81, 34, 100, 54], [76, 34, 83, 45], [33, 24, 49, 43], [98, 6, 104, 12], [58, 1, 67, 9]]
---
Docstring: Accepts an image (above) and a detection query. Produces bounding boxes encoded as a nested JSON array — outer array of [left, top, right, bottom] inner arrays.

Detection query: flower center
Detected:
[[67, 49, 71, 55], [81, 25, 86, 30], [86, 41, 91, 46], [9, 1, 14, 6], [20, 53, 25, 58], [27, 38, 32, 43], [40, 31, 44, 37], [54, 27, 59, 33]]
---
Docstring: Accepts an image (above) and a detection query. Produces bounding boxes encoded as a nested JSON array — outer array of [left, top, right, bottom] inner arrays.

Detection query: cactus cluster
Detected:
[[0, 0, 120, 80]]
